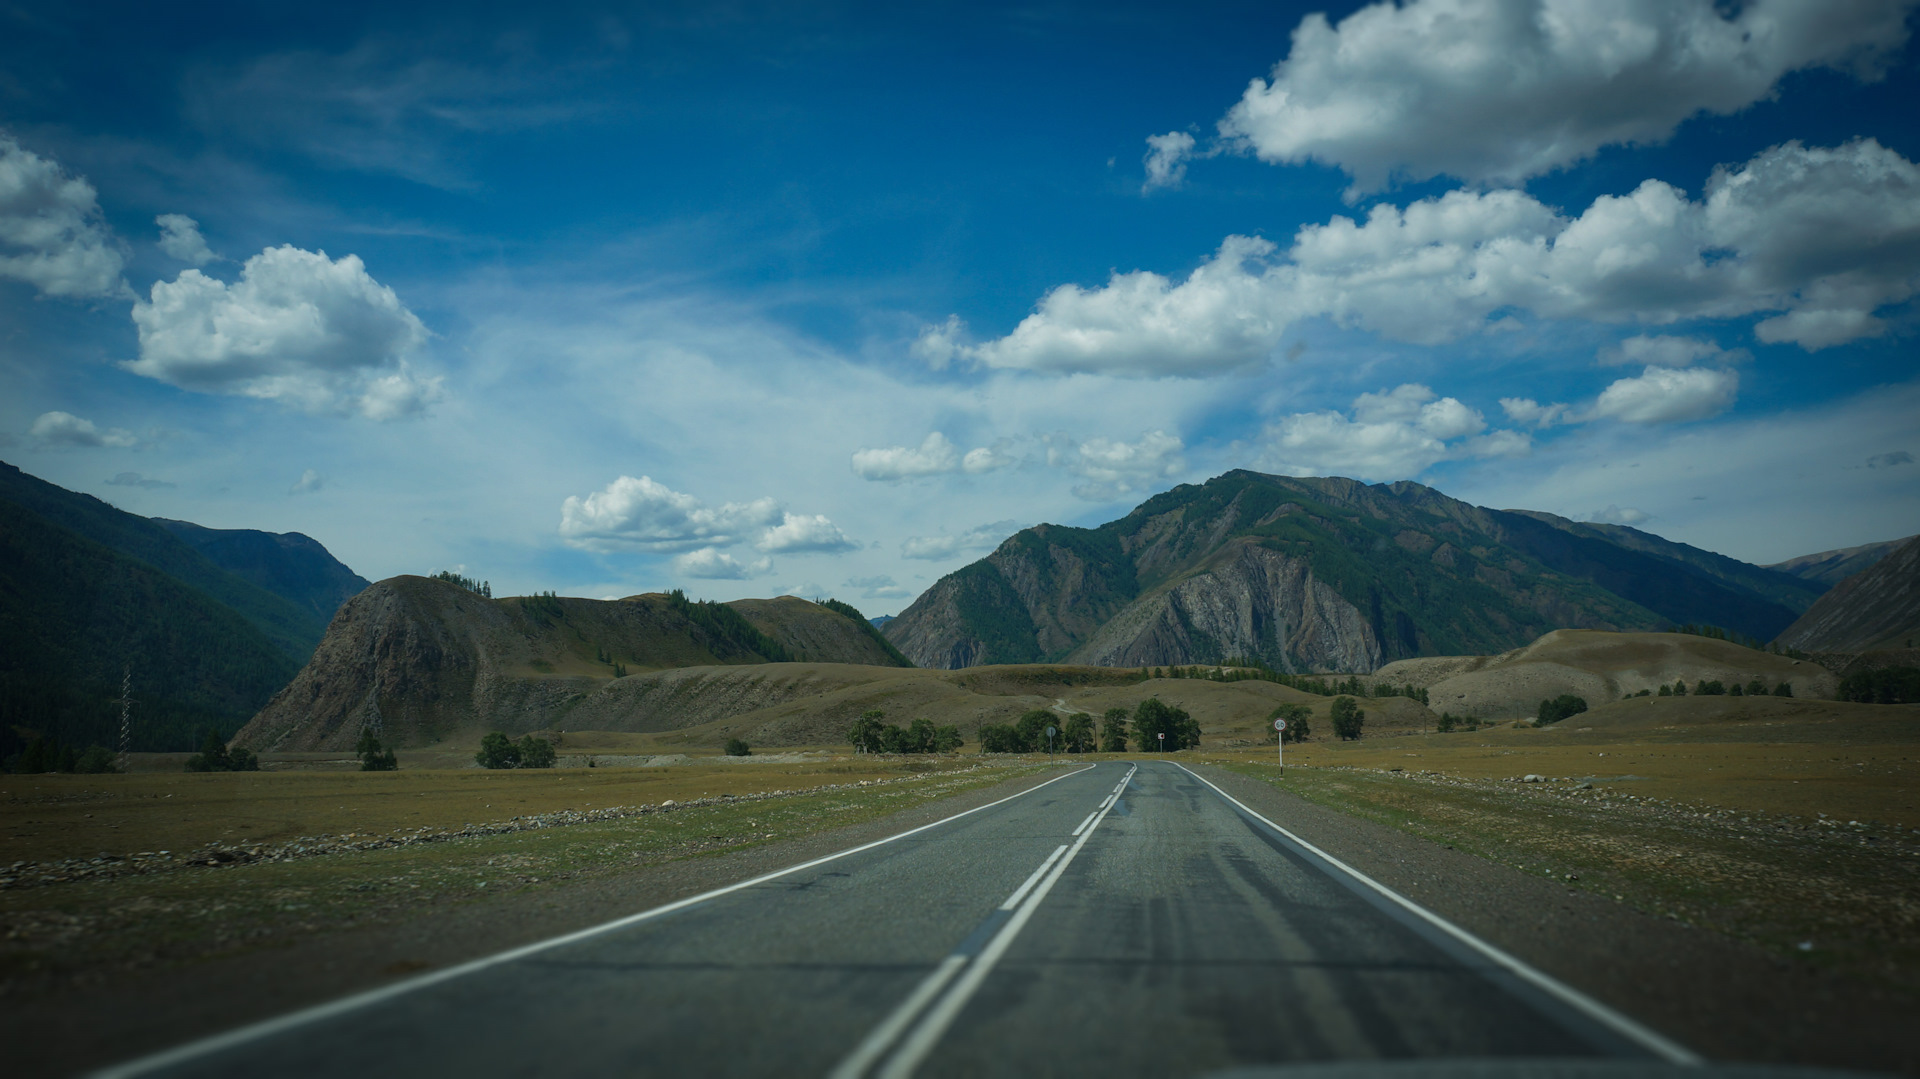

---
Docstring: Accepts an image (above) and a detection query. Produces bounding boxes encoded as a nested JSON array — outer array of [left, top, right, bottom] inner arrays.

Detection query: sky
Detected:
[[2, 0, 1917, 614]]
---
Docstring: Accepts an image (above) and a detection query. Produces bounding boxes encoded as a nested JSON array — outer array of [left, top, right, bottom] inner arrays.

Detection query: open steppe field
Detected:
[[1197, 694, 1920, 999]]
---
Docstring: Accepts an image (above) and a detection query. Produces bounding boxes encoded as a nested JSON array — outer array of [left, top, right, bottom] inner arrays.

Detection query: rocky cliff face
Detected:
[[885, 470, 1821, 672], [1069, 541, 1381, 672], [236, 577, 906, 751]]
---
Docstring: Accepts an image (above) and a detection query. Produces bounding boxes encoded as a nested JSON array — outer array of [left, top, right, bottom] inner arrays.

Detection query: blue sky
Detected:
[[2, 0, 1917, 613]]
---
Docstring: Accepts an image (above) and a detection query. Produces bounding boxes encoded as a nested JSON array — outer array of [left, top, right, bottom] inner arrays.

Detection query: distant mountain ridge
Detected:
[[883, 470, 1826, 673], [1768, 535, 1914, 589], [1774, 535, 1920, 654], [0, 460, 368, 753], [153, 518, 369, 622]]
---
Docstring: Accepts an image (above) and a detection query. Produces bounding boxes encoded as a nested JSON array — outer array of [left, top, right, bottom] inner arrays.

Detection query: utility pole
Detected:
[[115, 664, 138, 773]]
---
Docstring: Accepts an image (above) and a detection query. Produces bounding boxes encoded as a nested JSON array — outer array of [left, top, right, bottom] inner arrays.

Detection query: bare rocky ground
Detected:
[[4, 761, 1914, 1077]]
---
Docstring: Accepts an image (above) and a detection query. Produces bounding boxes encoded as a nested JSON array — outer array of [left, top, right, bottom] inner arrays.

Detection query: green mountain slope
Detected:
[[1767, 535, 1915, 589], [885, 470, 1812, 673], [153, 518, 370, 621], [0, 502, 301, 752], [0, 462, 329, 661]]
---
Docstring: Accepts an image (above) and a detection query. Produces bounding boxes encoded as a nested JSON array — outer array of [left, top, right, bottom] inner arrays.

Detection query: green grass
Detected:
[[1223, 761, 1920, 995], [0, 764, 1044, 984]]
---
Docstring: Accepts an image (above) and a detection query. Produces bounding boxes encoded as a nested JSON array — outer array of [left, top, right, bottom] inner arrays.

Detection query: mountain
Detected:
[[0, 498, 301, 753], [153, 519, 369, 622], [0, 461, 330, 661], [1773, 535, 1920, 654], [1767, 535, 1915, 589], [884, 471, 1821, 673], [236, 578, 911, 751]]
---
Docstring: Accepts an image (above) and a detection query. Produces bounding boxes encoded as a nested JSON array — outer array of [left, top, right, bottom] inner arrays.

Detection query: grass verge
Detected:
[[0, 762, 1046, 991], [1222, 761, 1920, 997]]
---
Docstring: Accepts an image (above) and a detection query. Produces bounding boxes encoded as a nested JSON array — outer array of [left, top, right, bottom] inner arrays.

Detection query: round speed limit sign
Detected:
[[1273, 719, 1287, 731]]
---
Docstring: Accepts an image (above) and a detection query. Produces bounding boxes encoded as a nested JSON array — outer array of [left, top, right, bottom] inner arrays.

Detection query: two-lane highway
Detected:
[[102, 762, 1689, 1078]]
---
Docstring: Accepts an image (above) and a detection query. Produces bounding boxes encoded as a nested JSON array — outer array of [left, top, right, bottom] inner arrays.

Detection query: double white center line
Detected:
[[829, 764, 1138, 1079]]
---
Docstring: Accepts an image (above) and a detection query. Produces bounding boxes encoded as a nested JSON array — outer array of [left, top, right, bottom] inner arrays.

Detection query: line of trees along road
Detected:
[[975, 697, 1201, 754]]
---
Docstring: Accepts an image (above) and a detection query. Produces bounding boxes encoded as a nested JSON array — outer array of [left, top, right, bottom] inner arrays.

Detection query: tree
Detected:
[[724, 737, 751, 756], [1657, 684, 1672, 697], [1330, 696, 1365, 741], [1535, 695, 1588, 725], [185, 727, 231, 772], [517, 735, 557, 768], [931, 725, 964, 753], [75, 745, 118, 774], [906, 718, 938, 754], [978, 724, 1022, 753], [847, 710, 888, 754], [1269, 703, 1311, 743], [229, 745, 261, 771], [1099, 708, 1129, 753], [1062, 712, 1095, 753], [1015, 709, 1054, 753], [476, 731, 519, 769], [1773, 682, 1793, 697], [1131, 698, 1198, 751], [1672, 680, 1688, 696], [356, 729, 397, 771]]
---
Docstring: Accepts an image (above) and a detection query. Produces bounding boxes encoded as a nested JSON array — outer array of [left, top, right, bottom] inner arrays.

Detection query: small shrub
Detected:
[[1773, 682, 1793, 698], [724, 738, 751, 756], [75, 745, 118, 774], [356, 729, 397, 771]]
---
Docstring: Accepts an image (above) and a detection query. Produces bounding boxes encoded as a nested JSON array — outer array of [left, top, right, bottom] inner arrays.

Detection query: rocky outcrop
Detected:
[[1774, 535, 1920, 653], [236, 577, 907, 751], [1069, 542, 1380, 672]]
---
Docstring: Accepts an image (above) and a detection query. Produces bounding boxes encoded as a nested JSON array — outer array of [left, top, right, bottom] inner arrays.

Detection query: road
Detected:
[[102, 761, 1695, 1078]]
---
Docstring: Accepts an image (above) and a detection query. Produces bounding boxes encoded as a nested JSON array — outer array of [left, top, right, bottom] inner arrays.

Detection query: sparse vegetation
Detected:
[[474, 732, 555, 769], [1434, 711, 1480, 733], [430, 570, 492, 597], [667, 589, 794, 663], [820, 597, 915, 667], [724, 738, 751, 756]]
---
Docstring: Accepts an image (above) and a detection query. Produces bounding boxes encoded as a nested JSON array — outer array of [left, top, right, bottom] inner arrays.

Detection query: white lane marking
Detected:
[[870, 764, 1137, 1079], [1172, 763, 1701, 1066], [1000, 845, 1068, 910], [1069, 810, 1098, 836], [93, 764, 1099, 1079], [825, 955, 967, 1079]]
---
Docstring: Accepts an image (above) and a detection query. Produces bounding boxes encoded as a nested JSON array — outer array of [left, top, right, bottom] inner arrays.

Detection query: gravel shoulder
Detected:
[[1192, 761, 1918, 1076]]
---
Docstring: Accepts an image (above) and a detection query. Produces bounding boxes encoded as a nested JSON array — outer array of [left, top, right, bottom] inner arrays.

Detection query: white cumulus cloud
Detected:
[[155, 214, 216, 265], [901, 519, 1023, 561], [0, 136, 127, 299], [1601, 334, 1749, 367], [29, 411, 136, 449], [851, 432, 1016, 481], [1142, 131, 1196, 192], [559, 475, 781, 552], [128, 245, 438, 419], [1059, 430, 1186, 501], [289, 468, 325, 495], [673, 547, 772, 580], [1499, 398, 1569, 429], [1590, 365, 1739, 424], [1263, 385, 1526, 481], [947, 139, 1920, 375], [756, 512, 858, 554], [843, 574, 912, 600], [1216, 0, 1912, 193]]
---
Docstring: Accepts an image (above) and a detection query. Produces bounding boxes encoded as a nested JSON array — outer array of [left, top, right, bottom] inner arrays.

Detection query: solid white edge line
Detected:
[[875, 764, 1137, 1079], [1172, 763, 1701, 1066], [1000, 845, 1070, 910], [92, 763, 1099, 1079], [825, 954, 968, 1079]]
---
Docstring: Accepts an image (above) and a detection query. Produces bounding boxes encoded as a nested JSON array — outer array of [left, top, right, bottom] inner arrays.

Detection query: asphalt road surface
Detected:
[[102, 762, 1709, 1079]]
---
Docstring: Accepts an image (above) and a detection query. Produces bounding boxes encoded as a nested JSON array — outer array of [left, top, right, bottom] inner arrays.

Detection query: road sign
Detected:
[[1273, 719, 1287, 731], [1047, 726, 1056, 737]]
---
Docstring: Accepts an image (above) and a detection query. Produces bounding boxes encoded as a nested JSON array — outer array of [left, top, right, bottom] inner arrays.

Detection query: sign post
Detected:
[[1157, 731, 1165, 753], [1273, 718, 1287, 769], [1046, 725, 1057, 762]]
